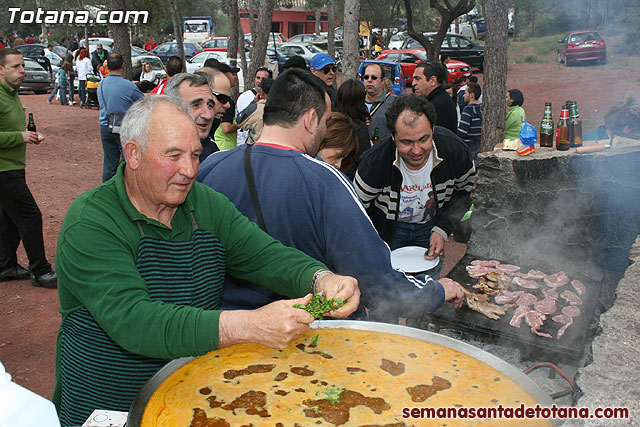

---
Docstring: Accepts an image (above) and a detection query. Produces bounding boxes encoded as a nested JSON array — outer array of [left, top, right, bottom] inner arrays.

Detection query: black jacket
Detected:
[[354, 126, 476, 245], [427, 85, 458, 134], [91, 49, 110, 72]]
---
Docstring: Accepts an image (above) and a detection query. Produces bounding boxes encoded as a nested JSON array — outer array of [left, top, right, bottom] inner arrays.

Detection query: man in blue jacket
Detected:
[[197, 69, 463, 322], [97, 53, 143, 182]]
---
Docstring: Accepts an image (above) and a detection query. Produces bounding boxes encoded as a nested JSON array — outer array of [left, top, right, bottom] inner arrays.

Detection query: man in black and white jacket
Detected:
[[354, 94, 476, 279]]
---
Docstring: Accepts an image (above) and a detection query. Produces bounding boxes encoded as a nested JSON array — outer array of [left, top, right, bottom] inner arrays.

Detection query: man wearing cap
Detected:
[[310, 53, 337, 103], [236, 66, 273, 145], [212, 62, 241, 150]]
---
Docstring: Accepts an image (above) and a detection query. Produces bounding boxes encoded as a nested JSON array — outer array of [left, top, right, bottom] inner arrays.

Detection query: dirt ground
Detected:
[[1, 53, 639, 403]]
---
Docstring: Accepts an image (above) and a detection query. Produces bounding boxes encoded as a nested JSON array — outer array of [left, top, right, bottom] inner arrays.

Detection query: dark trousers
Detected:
[[0, 170, 51, 275], [100, 125, 123, 182]]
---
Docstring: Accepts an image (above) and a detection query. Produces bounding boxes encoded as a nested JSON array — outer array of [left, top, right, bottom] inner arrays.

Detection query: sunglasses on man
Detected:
[[361, 74, 379, 81], [321, 65, 336, 74], [212, 91, 231, 105]]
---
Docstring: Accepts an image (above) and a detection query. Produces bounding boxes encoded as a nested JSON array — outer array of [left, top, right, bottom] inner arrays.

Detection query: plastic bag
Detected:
[[517, 118, 537, 156]]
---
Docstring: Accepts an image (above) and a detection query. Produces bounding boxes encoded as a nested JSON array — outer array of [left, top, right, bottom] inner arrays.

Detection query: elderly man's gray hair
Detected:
[[164, 72, 211, 98], [119, 95, 189, 152]]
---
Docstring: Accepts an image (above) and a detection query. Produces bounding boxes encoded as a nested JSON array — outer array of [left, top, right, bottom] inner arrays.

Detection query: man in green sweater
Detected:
[[0, 48, 57, 288], [53, 94, 360, 426]]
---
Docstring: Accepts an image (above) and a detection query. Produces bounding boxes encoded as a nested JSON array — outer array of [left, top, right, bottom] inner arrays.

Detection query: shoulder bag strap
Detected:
[[243, 143, 268, 232], [369, 92, 391, 117]]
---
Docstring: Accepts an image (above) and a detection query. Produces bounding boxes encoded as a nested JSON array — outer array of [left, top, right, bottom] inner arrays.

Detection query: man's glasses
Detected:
[[362, 74, 379, 81], [321, 65, 336, 74], [212, 91, 231, 105]]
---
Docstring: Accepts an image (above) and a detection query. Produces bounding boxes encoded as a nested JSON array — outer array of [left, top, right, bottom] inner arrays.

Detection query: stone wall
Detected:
[[468, 143, 640, 305], [575, 235, 640, 426]]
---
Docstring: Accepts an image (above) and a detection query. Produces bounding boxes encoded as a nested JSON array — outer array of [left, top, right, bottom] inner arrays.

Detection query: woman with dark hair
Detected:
[[66, 53, 76, 104], [334, 78, 371, 179], [505, 88, 526, 140], [317, 112, 359, 172]]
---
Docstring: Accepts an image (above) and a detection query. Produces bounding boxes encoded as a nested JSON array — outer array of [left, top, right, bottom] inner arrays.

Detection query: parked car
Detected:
[[79, 37, 115, 54], [202, 37, 230, 52], [19, 58, 52, 94], [557, 30, 606, 66], [185, 51, 247, 92], [151, 42, 202, 64], [388, 31, 407, 49], [376, 49, 471, 85], [287, 34, 322, 43], [185, 51, 226, 73], [402, 32, 484, 70], [15, 44, 62, 78], [358, 60, 407, 96], [244, 32, 287, 45], [277, 42, 324, 66]]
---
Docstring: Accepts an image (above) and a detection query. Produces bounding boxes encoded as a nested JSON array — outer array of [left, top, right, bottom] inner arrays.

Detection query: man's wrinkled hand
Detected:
[[314, 272, 360, 318], [219, 296, 314, 349]]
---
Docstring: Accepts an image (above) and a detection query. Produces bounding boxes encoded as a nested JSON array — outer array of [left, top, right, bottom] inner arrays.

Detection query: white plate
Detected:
[[391, 246, 440, 273]]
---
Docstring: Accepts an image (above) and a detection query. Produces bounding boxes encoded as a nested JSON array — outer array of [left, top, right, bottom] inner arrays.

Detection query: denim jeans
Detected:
[[68, 75, 75, 102], [48, 81, 59, 102], [391, 220, 442, 279], [100, 125, 123, 182], [78, 79, 87, 105], [58, 85, 68, 105]]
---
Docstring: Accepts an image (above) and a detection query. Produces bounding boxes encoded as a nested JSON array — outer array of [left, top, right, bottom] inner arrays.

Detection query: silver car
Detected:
[[277, 43, 325, 66], [20, 58, 52, 94]]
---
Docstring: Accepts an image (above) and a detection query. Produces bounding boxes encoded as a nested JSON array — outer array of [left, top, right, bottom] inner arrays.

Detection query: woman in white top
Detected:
[[75, 48, 93, 106], [140, 63, 156, 84]]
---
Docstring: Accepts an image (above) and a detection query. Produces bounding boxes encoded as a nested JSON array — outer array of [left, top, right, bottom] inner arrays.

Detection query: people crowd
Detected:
[[6, 32, 633, 426]]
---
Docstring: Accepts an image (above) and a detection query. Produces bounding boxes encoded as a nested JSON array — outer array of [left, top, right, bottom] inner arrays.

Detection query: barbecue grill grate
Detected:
[[411, 254, 600, 365]]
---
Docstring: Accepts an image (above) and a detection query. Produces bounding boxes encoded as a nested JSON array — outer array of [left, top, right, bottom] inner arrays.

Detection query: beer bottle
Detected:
[[27, 113, 36, 132], [371, 127, 380, 145], [569, 101, 583, 147], [539, 103, 554, 147], [556, 105, 570, 151]]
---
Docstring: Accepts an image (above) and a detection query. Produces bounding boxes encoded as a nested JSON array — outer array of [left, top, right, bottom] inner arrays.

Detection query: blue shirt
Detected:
[[97, 74, 143, 126], [196, 143, 445, 319]]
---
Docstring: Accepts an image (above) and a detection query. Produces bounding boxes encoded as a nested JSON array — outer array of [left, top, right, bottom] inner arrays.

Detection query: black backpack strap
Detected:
[[243, 143, 268, 232]]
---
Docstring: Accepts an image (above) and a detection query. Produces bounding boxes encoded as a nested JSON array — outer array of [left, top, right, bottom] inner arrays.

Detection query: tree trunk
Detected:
[[512, 5, 518, 40], [109, 0, 132, 79], [530, 7, 535, 36], [167, 0, 185, 63], [315, 10, 321, 35], [238, 24, 250, 89], [405, 0, 475, 61], [228, 0, 239, 65], [342, 0, 361, 80], [327, 0, 336, 57], [247, 0, 257, 38], [34, 0, 47, 39], [588, 0, 599, 29], [227, 0, 240, 96], [481, 0, 509, 153], [248, 0, 275, 84]]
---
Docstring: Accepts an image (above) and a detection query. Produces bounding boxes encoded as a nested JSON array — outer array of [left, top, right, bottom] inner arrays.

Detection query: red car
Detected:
[[557, 30, 606, 66], [202, 37, 230, 52], [376, 49, 472, 85]]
